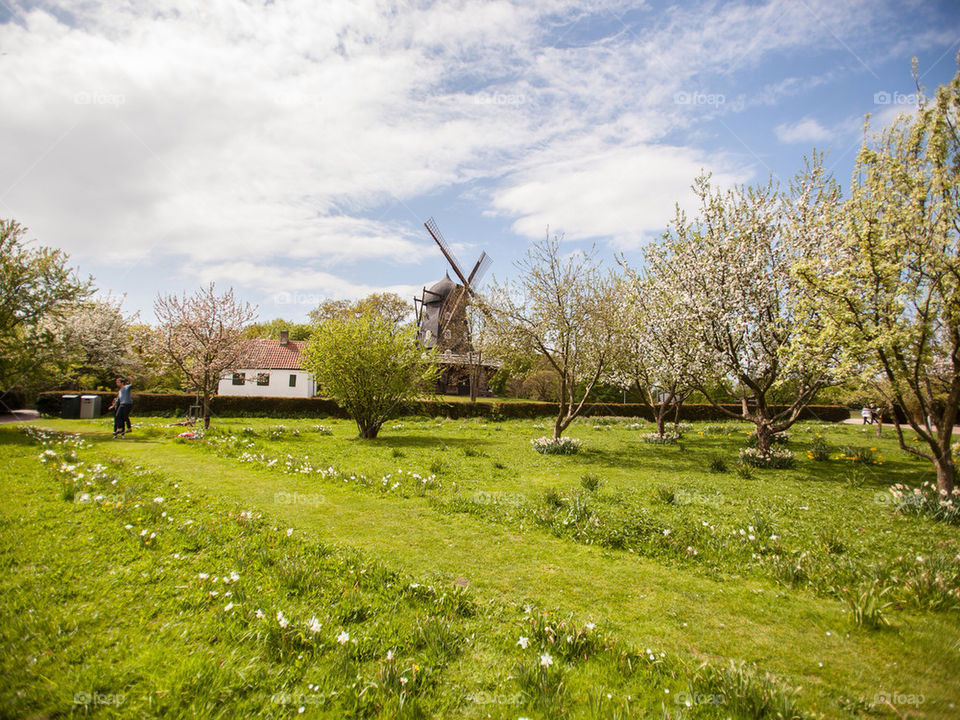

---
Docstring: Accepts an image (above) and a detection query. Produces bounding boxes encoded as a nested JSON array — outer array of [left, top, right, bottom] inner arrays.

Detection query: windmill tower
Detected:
[[415, 217, 498, 395]]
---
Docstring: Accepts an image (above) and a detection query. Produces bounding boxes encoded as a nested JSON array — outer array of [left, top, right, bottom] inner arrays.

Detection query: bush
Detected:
[[738, 447, 796, 469], [808, 434, 831, 461], [839, 445, 881, 465], [580, 474, 602, 492], [34, 391, 851, 423], [708, 454, 728, 473], [531, 437, 582, 455]]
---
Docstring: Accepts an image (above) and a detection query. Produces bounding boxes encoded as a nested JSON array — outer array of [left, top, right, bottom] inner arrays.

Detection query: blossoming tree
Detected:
[[486, 232, 621, 440], [154, 283, 256, 428], [651, 166, 840, 456], [796, 65, 960, 493], [615, 265, 696, 438]]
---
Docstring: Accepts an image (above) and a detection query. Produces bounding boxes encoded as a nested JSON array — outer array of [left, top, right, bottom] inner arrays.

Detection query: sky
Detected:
[[1, 0, 958, 324]]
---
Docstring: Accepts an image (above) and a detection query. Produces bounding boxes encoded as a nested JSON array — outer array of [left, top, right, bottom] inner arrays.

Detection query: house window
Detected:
[[289, 374, 297, 387], [232, 372, 245, 386], [257, 372, 270, 386]]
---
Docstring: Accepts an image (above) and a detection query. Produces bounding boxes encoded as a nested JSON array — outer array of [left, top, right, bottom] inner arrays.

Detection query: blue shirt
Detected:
[[118, 384, 133, 405]]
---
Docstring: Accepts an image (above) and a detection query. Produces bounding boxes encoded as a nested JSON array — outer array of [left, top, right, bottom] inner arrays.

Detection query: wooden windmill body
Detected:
[[414, 218, 500, 396]]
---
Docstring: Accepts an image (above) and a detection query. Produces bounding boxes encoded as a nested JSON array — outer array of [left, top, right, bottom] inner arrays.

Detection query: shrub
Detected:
[[808, 434, 830, 461], [656, 486, 676, 504], [580, 474, 602, 492], [839, 445, 880, 465], [708, 454, 728, 473], [531, 437, 582, 455], [738, 447, 796, 469], [840, 581, 892, 629]]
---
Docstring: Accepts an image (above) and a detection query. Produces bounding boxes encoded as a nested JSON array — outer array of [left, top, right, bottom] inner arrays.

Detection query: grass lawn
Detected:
[[1, 414, 958, 718]]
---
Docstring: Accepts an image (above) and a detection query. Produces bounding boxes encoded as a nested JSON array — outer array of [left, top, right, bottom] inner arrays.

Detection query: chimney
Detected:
[[280, 330, 289, 345]]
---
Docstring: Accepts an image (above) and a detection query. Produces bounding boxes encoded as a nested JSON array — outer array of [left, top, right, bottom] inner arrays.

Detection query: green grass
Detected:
[[2, 415, 959, 718]]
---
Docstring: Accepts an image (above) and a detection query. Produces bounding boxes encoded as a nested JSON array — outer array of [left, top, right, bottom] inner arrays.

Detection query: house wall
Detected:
[[218, 369, 316, 398]]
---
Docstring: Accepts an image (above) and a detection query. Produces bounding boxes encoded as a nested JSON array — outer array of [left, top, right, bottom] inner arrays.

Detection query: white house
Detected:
[[218, 332, 316, 398]]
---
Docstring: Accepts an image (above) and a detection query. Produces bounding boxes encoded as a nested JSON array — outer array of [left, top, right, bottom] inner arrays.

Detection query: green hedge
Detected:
[[35, 391, 850, 423]]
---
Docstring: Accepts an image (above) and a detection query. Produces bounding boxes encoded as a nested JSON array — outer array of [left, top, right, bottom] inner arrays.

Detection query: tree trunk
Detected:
[[755, 423, 772, 455], [203, 394, 211, 429], [655, 408, 666, 438], [359, 421, 381, 439], [553, 412, 564, 441], [936, 455, 956, 495]]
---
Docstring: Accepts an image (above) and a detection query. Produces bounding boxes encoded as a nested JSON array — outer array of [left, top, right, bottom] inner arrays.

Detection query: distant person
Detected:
[[861, 405, 873, 425], [108, 377, 133, 438]]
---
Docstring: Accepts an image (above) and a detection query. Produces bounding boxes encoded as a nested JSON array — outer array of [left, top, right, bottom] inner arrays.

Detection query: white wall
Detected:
[[218, 369, 316, 398]]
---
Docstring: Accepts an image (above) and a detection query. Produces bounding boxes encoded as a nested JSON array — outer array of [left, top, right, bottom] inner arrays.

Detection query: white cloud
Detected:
[[775, 117, 834, 144], [491, 140, 751, 248], [0, 0, 943, 315]]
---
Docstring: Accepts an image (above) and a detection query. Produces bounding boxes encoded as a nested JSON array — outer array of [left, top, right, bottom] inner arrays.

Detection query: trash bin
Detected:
[[79, 395, 102, 419], [61, 394, 81, 419]]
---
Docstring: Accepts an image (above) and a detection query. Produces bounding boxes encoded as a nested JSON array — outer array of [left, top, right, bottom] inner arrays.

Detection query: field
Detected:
[[1, 414, 959, 719]]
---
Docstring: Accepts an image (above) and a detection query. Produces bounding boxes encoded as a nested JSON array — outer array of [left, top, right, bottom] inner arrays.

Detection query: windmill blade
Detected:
[[467, 251, 493, 288], [424, 217, 469, 286]]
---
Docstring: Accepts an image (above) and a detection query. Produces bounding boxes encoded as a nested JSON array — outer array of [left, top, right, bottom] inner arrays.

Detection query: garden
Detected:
[[2, 414, 958, 718]]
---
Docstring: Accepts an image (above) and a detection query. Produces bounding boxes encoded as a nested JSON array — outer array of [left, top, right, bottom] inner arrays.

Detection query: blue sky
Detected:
[[0, 0, 957, 323]]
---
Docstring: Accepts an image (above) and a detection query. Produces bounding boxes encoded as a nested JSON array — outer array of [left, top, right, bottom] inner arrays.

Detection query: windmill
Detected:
[[415, 217, 498, 397], [415, 217, 492, 353]]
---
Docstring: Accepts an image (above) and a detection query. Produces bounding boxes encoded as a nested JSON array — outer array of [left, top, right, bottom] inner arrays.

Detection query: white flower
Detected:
[[400, 676, 408, 685], [286, 528, 293, 537], [386, 650, 394, 661], [517, 636, 530, 649], [153, 497, 164, 503], [229, 571, 240, 582], [585, 623, 596, 630], [308, 617, 322, 634], [337, 630, 350, 645], [539, 652, 553, 667], [255, 609, 265, 619], [277, 611, 289, 629], [224, 603, 234, 612], [198, 572, 209, 580]]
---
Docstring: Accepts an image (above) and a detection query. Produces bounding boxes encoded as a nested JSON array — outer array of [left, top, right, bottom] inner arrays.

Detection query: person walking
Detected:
[[109, 377, 133, 438], [861, 404, 873, 425]]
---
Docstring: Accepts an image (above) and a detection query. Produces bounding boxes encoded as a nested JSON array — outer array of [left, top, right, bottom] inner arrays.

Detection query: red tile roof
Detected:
[[240, 339, 306, 370]]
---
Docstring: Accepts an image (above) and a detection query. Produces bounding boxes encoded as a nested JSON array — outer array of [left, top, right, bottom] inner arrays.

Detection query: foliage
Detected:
[[808, 434, 831, 461], [308, 292, 413, 329], [153, 283, 256, 428], [44, 296, 137, 389], [0, 219, 91, 401], [794, 63, 960, 493], [302, 311, 436, 438], [242, 318, 311, 341]]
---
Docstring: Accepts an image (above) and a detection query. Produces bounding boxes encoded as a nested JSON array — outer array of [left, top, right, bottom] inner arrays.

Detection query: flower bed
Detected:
[[531, 436, 582, 455], [738, 447, 796, 469]]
